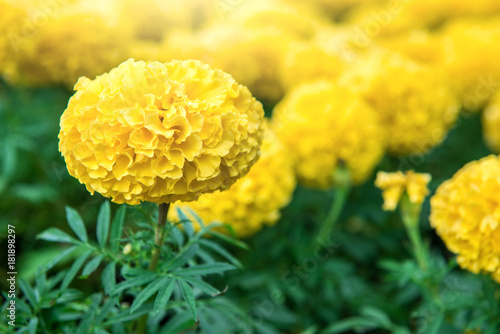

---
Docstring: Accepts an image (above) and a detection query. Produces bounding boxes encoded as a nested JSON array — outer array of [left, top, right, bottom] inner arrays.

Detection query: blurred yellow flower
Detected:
[[2, 0, 132, 87], [272, 81, 384, 189], [438, 17, 500, 112], [430, 155, 500, 283], [59, 59, 264, 205], [339, 49, 459, 155], [483, 90, 500, 153], [375, 171, 431, 211], [170, 125, 296, 238]]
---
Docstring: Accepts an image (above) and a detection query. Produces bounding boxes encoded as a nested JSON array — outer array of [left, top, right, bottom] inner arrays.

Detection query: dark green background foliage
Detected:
[[1, 79, 499, 333]]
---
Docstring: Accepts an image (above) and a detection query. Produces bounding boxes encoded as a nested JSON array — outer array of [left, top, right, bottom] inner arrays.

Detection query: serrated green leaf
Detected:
[[110, 205, 126, 253], [320, 317, 378, 334], [175, 263, 236, 277], [81, 255, 104, 278], [65, 206, 88, 242], [94, 329, 110, 334], [94, 297, 118, 325], [115, 273, 158, 294], [76, 293, 103, 334], [130, 276, 169, 313], [97, 201, 111, 248], [361, 306, 392, 328], [171, 227, 185, 247], [208, 231, 249, 250], [167, 244, 199, 271], [183, 277, 219, 296], [19, 280, 38, 308], [153, 278, 176, 315], [61, 250, 93, 289], [102, 262, 116, 296], [199, 239, 242, 268], [37, 228, 79, 245], [176, 207, 194, 237], [177, 279, 197, 320], [185, 207, 204, 226]]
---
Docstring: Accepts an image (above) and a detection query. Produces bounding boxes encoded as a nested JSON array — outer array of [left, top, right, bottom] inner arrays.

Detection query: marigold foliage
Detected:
[[339, 49, 459, 155], [483, 91, 500, 153], [375, 171, 431, 211], [58, 59, 264, 205], [272, 81, 384, 189], [430, 155, 500, 283], [171, 126, 296, 237]]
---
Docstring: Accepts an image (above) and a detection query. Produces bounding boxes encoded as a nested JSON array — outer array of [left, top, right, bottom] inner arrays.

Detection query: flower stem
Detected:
[[137, 202, 170, 334], [149, 203, 170, 271], [317, 167, 351, 242], [400, 195, 428, 271]]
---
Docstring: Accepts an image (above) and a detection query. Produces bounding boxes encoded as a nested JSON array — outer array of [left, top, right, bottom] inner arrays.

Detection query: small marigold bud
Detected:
[[375, 170, 431, 211]]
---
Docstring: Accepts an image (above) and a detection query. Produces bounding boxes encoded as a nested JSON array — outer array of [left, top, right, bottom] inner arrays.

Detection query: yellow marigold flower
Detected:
[[438, 17, 500, 112], [483, 91, 500, 153], [430, 155, 500, 283], [58, 59, 264, 205], [339, 49, 459, 155], [271, 81, 384, 189], [375, 171, 431, 211], [278, 40, 347, 90], [378, 30, 443, 65], [2, 0, 132, 87], [170, 125, 296, 238]]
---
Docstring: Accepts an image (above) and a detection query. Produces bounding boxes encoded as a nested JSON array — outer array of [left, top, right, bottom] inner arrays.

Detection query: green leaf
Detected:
[[208, 231, 249, 250], [160, 310, 196, 334], [199, 239, 243, 268], [61, 250, 93, 289], [37, 228, 79, 244], [110, 205, 126, 253], [360, 306, 393, 329], [130, 276, 169, 313], [42, 246, 78, 272], [65, 206, 88, 243], [176, 207, 194, 237], [94, 296, 118, 325], [167, 244, 200, 271], [321, 317, 378, 334], [185, 207, 204, 226], [102, 262, 116, 296], [115, 273, 158, 294], [96, 201, 111, 248], [177, 279, 197, 320], [153, 278, 176, 315], [183, 277, 219, 296], [94, 329, 110, 334], [19, 280, 38, 308], [76, 293, 103, 334], [175, 263, 236, 277], [81, 255, 104, 278], [27, 317, 38, 334]]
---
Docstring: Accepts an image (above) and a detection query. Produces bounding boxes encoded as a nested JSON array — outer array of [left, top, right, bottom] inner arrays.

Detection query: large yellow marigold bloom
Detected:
[[170, 125, 296, 237], [483, 91, 500, 153], [339, 49, 459, 155], [271, 81, 384, 189], [430, 155, 500, 283], [438, 18, 500, 112], [375, 171, 431, 211], [58, 59, 265, 205]]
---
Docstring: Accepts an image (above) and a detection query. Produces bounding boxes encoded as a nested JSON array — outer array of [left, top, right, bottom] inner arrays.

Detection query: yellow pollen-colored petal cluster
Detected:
[[430, 155, 500, 283], [170, 125, 296, 238], [271, 80, 384, 189], [375, 170, 431, 211], [339, 49, 460, 155], [58, 59, 265, 205], [483, 90, 500, 154]]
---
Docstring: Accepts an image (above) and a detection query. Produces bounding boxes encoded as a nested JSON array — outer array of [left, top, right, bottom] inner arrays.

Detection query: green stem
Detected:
[[400, 195, 428, 272], [317, 167, 351, 242], [137, 202, 170, 334]]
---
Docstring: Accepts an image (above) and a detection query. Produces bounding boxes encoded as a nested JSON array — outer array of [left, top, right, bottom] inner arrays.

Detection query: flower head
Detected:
[[339, 49, 459, 155], [430, 155, 500, 283], [58, 59, 264, 205], [375, 171, 431, 211], [170, 125, 296, 237], [272, 81, 384, 189]]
